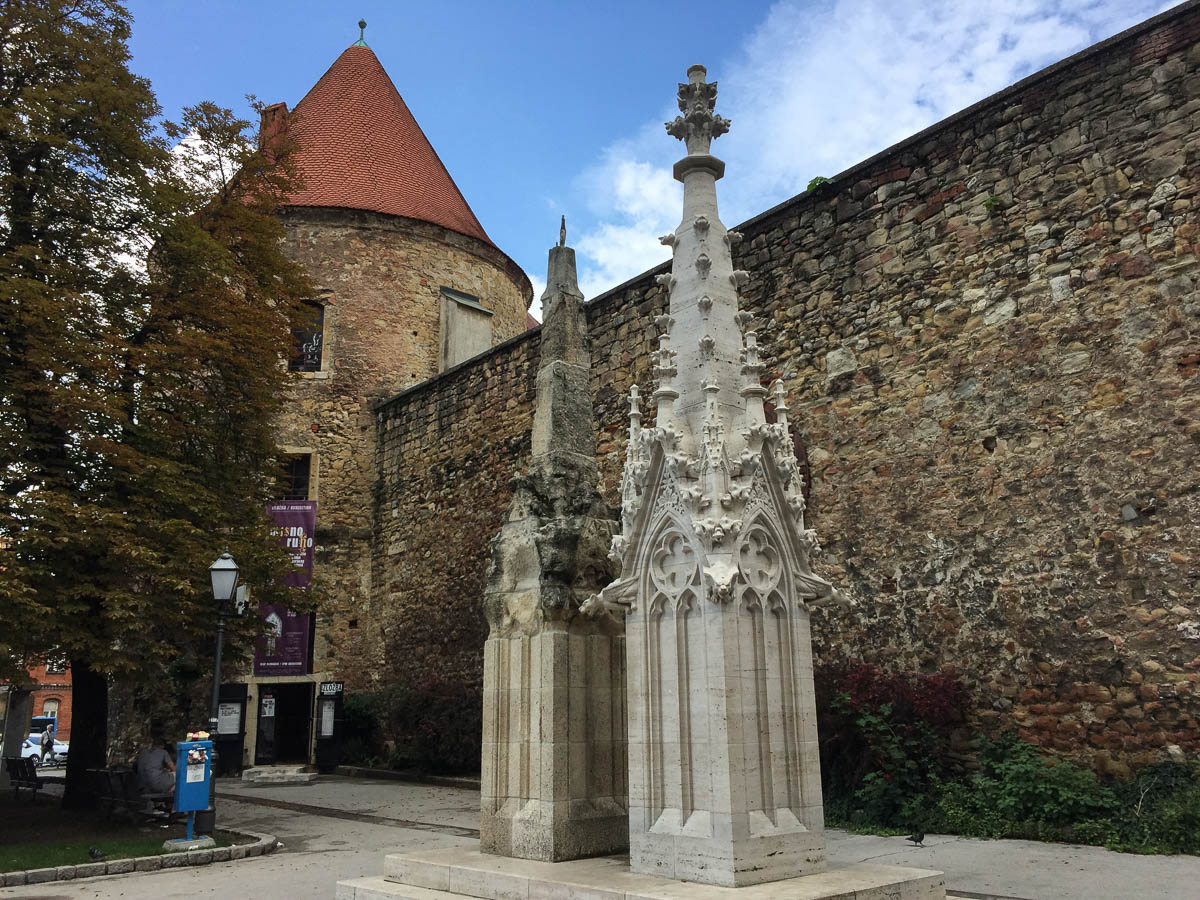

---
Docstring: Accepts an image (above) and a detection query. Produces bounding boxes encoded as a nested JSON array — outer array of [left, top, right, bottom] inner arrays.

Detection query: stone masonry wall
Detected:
[[275, 208, 531, 679], [372, 334, 540, 690], [371, 5, 1200, 770]]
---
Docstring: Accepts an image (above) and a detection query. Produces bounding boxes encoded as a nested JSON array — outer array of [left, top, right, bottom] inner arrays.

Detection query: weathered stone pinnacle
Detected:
[[480, 224, 625, 862]]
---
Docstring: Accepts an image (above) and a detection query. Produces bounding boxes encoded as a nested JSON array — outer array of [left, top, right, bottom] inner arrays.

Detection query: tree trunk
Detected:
[[61, 659, 108, 810]]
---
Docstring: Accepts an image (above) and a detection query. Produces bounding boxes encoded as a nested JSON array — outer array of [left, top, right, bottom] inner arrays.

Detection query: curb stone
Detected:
[[0, 829, 278, 887]]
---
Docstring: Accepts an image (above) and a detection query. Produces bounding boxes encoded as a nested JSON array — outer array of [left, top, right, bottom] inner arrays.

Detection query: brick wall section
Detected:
[[371, 4, 1200, 770], [276, 207, 532, 673]]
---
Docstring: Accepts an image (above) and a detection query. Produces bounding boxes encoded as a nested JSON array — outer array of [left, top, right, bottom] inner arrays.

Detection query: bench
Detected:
[[4, 756, 41, 799], [89, 767, 172, 821]]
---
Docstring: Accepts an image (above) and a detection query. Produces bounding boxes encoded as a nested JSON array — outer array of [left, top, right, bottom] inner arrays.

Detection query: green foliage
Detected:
[[817, 666, 1200, 855], [977, 733, 1118, 825], [816, 664, 967, 828], [983, 194, 1003, 212], [0, 0, 316, 803], [923, 733, 1119, 840], [827, 696, 942, 826], [926, 740, 1200, 854], [341, 690, 390, 766], [807, 176, 831, 191], [816, 669, 1200, 857], [1105, 761, 1200, 854], [342, 679, 483, 775]]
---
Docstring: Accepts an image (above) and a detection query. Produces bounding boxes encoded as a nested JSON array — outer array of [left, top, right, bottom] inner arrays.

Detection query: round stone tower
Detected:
[[238, 31, 533, 769]]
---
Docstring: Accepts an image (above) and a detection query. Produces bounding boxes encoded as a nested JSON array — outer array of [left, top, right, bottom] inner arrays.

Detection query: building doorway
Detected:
[[254, 682, 314, 765]]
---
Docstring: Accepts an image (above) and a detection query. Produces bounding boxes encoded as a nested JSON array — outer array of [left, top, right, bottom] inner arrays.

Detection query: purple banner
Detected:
[[253, 604, 312, 676], [268, 501, 317, 587], [255, 501, 317, 676]]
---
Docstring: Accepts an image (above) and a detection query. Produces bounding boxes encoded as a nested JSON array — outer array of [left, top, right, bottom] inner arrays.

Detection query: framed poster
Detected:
[[217, 702, 241, 735]]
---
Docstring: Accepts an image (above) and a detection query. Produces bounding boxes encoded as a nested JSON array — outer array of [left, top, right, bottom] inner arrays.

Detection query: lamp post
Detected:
[[197, 551, 241, 836], [207, 551, 241, 740]]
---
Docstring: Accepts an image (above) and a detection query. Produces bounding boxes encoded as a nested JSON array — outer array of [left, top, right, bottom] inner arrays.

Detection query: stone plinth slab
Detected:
[[241, 765, 318, 784], [164, 835, 216, 852], [335, 845, 944, 900]]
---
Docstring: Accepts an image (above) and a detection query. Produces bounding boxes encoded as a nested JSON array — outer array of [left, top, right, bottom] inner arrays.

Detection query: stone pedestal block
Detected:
[[481, 629, 627, 861]]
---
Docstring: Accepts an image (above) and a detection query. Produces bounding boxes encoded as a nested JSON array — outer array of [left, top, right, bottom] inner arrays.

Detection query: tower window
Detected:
[[279, 454, 312, 501], [439, 286, 493, 371], [289, 301, 325, 372]]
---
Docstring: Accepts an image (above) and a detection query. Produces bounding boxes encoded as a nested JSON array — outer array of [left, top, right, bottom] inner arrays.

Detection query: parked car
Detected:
[[22, 734, 69, 767]]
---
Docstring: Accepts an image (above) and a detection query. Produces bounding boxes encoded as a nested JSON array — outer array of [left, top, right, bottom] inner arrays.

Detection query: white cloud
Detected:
[[570, 0, 1167, 295], [574, 142, 680, 299], [528, 273, 546, 321]]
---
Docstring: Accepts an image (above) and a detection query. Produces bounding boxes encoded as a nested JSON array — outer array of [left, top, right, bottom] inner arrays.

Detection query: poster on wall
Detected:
[[255, 501, 317, 676], [216, 702, 241, 735]]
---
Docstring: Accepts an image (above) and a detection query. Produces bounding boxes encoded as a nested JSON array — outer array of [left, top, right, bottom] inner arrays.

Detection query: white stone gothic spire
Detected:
[[584, 65, 843, 888]]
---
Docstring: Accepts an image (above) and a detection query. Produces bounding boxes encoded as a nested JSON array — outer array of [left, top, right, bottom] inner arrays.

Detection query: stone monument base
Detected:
[[335, 845, 946, 900]]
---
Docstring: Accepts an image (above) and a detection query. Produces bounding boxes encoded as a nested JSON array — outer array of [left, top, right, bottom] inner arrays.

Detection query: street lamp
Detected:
[[199, 551, 242, 836], [206, 551, 240, 741]]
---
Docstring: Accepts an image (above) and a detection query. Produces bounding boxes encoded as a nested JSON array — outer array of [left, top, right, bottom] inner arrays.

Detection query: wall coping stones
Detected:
[[0, 829, 278, 888]]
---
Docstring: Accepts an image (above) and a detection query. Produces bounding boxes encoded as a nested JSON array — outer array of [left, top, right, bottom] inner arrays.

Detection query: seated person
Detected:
[[135, 740, 176, 799]]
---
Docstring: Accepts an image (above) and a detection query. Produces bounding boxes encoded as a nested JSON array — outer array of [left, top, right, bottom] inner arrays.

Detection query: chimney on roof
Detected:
[[258, 102, 289, 155]]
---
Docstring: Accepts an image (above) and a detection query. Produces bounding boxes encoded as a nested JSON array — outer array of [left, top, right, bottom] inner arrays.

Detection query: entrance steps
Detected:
[[241, 764, 318, 784], [336, 845, 947, 900]]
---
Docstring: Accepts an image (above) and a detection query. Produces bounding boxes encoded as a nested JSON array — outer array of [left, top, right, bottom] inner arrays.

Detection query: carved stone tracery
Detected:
[[581, 65, 848, 888]]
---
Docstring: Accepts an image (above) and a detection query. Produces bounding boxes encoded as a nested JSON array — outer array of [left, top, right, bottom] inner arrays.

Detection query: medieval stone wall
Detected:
[[371, 5, 1200, 769], [370, 333, 540, 689], [275, 207, 532, 674]]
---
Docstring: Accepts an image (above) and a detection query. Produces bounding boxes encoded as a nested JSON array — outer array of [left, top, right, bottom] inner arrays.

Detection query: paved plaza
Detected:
[[3, 776, 1199, 900]]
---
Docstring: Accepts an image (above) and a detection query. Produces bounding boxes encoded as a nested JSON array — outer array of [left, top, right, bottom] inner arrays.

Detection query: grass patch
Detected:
[[0, 828, 242, 873], [0, 782, 248, 873]]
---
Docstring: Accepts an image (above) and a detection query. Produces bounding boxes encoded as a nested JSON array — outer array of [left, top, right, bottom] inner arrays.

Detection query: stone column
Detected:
[[480, 227, 627, 862], [585, 66, 845, 887]]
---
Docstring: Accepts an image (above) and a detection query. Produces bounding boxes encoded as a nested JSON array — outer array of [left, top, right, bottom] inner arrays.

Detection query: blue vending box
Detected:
[[174, 740, 213, 840]]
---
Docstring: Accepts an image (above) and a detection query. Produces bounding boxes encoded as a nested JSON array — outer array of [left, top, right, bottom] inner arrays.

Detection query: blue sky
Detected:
[[125, 0, 1172, 314]]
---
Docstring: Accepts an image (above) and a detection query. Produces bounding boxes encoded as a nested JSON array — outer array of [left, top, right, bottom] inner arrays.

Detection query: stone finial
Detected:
[[666, 64, 731, 155], [559, 215, 566, 248], [770, 378, 791, 430], [769, 378, 789, 412]]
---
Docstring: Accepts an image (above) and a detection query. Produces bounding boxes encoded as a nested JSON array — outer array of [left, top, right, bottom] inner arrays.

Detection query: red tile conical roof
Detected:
[[281, 44, 493, 246]]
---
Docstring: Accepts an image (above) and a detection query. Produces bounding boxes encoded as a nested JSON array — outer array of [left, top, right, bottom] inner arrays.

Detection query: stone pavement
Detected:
[[2, 776, 1198, 899]]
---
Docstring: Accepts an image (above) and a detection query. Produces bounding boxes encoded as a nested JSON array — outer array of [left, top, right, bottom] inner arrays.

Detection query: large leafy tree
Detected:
[[0, 0, 314, 806]]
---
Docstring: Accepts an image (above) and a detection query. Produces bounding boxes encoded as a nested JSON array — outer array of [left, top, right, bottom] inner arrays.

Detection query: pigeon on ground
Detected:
[[88, 846, 105, 861], [906, 831, 925, 848]]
